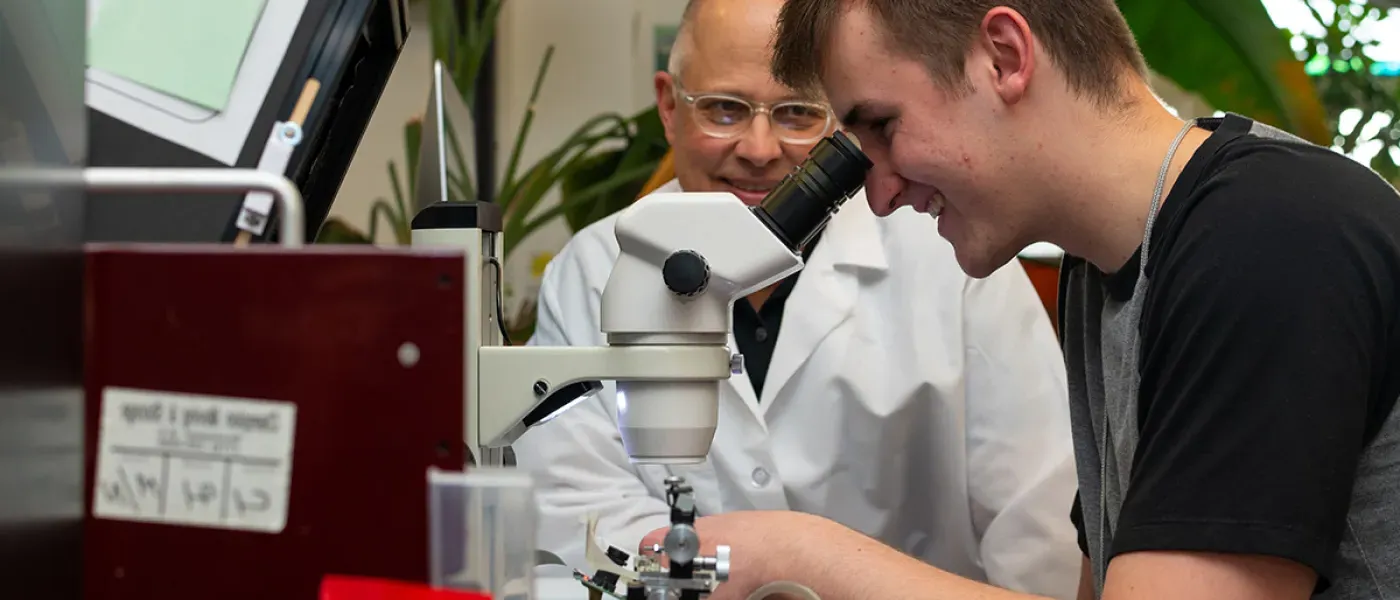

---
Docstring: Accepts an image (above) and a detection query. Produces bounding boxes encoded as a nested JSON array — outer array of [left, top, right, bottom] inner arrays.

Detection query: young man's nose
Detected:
[[865, 166, 906, 217]]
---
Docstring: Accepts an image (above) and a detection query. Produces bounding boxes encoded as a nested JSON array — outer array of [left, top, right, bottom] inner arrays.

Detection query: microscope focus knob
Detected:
[[662, 250, 710, 297], [664, 523, 701, 565]]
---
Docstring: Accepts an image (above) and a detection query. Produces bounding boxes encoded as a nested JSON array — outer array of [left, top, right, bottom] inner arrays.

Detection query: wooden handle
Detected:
[[288, 79, 322, 126]]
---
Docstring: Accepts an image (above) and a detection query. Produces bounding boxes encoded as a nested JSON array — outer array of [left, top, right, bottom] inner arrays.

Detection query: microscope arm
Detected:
[[474, 345, 736, 449]]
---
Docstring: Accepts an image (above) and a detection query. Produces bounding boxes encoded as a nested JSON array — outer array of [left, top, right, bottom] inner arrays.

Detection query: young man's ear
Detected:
[[979, 7, 1035, 105], [654, 72, 679, 145]]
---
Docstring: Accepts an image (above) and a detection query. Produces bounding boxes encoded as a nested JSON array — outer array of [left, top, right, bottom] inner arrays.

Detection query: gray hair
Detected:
[[666, 0, 702, 76]]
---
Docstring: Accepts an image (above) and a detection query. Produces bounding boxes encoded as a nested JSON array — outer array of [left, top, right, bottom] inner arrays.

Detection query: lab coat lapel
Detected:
[[725, 329, 766, 425], [759, 195, 888, 411]]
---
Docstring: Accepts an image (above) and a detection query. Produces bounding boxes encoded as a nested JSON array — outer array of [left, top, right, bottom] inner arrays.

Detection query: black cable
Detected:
[[487, 256, 512, 345]]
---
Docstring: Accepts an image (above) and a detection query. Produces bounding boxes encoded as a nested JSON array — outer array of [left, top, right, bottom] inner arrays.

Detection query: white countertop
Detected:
[[536, 576, 588, 600]]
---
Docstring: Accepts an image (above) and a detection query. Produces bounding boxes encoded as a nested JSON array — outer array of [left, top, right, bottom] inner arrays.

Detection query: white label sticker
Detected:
[[91, 387, 297, 533]]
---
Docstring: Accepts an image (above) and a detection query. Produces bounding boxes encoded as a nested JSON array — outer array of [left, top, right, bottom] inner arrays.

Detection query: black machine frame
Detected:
[[85, 0, 411, 245]]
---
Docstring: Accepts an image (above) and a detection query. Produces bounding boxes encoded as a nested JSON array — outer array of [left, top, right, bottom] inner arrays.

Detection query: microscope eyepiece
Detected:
[[754, 130, 873, 251]]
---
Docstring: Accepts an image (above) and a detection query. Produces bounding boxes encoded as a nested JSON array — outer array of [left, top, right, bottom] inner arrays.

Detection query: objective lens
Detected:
[[754, 130, 873, 251]]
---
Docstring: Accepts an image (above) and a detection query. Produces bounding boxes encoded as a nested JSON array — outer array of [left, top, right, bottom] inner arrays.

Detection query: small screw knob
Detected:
[[662, 250, 709, 297], [714, 545, 731, 581]]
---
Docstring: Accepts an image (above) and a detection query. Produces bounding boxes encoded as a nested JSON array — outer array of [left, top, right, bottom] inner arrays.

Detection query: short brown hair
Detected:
[[771, 0, 1148, 106]]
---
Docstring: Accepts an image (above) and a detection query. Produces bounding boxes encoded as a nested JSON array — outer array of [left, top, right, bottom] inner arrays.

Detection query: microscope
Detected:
[[410, 130, 872, 467], [410, 130, 872, 597]]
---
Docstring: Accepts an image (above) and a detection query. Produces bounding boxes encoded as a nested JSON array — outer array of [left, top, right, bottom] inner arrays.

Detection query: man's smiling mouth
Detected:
[[723, 178, 775, 194], [902, 191, 946, 217]]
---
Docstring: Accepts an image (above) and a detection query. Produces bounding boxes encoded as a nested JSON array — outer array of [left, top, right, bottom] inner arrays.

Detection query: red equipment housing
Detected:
[[82, 245, 468, 600]]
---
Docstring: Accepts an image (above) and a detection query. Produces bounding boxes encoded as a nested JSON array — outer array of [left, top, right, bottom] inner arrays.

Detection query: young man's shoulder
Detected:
[[1170, 119, 1400, 247], [1154, 117, 1400, 278]]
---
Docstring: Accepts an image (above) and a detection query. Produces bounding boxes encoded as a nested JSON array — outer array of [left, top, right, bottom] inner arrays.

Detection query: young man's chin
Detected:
[[950, 243, 1012, 280]]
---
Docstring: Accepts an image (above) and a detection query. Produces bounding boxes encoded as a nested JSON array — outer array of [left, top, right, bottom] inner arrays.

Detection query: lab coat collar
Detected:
[[756, 188, 887, 413], [820, 190, 888, 272]]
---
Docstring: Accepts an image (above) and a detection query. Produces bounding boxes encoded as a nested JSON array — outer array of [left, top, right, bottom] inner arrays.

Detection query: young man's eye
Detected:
[[871, 118, 893, 141]]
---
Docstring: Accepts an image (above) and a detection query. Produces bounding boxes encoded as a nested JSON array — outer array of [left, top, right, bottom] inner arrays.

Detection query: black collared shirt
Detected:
[[733, 232, 822, 400]]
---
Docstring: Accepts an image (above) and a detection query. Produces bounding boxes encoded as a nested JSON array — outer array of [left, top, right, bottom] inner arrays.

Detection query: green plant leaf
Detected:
[[1120, 0, 1331, 144], [509, 161, 662, 251], [500, 45, 558, 205], [317, 216, 373, 244], [556, 105, 671, 233], [464, 0, 480, 49], [498, 111, 631, 234], [500, 121, 630, 236], [442, 109, 476, 202], [615, 105, 667, 172], [448, 170, 473, 204], [428, 0, 454, 78], [368, 198, 404, 244], [386, 163, 410, 244], [403, 118, 422, 210], [458, 0, 502, 105], [561, 150, 626, 232]]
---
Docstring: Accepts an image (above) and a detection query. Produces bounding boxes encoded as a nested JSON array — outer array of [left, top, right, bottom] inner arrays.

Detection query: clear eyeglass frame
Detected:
[[671, 76, 836, 145]]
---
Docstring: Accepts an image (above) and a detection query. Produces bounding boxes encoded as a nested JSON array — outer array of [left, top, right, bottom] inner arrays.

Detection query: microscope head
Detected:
[[603, 131, 872, 464]]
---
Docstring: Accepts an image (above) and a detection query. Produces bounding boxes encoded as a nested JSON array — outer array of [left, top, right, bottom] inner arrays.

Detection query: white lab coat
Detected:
[[513, 179, 1081, 599]]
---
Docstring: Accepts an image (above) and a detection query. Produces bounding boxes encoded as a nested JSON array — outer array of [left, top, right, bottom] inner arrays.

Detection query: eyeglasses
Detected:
[[672, 77, 835, 145]]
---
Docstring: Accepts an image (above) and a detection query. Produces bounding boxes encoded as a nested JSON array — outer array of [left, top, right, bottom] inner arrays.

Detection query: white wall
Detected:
[[330, 0, 688, 306]]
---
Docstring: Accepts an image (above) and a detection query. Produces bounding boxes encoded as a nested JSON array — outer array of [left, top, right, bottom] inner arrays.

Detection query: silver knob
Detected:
[[714, 545, 731, 581], [664, 523, 700, 565], [729, 353, 745, 375]]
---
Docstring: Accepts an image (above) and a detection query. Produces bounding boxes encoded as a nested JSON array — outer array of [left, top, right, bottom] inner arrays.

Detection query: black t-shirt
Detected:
[[1062, 113, 1400, 595]]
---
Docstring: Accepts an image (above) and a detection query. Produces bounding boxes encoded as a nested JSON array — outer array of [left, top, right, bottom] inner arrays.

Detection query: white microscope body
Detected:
[[408, 194, 791, 466], [411, 131, 872, 468], [601, 190, 803, 463]]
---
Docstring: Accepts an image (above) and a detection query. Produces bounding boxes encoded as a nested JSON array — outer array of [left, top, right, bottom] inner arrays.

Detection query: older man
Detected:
[[511, 0, 1081, 597]]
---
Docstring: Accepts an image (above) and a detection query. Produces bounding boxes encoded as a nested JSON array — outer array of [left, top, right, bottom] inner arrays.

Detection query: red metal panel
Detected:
[[82, 245, 466, 600], [1018, 257, 1061, 336]]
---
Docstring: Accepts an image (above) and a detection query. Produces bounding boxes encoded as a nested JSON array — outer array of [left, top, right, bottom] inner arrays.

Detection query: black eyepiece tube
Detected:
[[753, 130, 873, 251]]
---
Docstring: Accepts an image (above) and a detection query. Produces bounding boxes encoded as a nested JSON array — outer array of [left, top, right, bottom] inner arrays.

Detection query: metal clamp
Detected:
[[0, 167, 305, 247], [632, 476, 731, 599], [236, 121, 303, 238]]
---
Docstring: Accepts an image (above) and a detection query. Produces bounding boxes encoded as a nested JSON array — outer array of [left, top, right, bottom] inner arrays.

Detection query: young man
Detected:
[[512, 0, 1083, 597], [637, 1, 1400, 599]]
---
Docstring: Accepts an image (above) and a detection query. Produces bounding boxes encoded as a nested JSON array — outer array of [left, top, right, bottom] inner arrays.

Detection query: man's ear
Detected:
[[978, 7, 1035, 105], [655, 72, 679, 145]]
